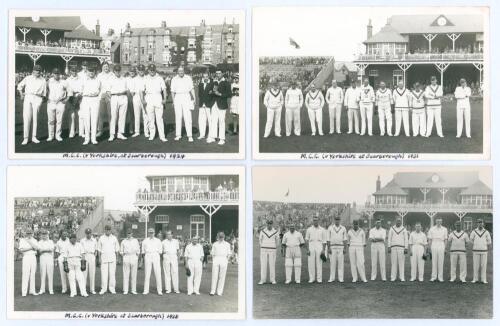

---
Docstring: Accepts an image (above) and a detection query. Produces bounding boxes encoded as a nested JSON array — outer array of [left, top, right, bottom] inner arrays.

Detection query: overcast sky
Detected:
[[253, 6, 486, 60], [253, 166, 492, 205]]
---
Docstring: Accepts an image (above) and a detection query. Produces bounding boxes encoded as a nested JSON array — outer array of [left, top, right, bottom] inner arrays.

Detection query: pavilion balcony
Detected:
[[368, 202, 492, 213], [135, 191, 239, 206], [15, 43, 110, 57], [355, 52, 483, 63]]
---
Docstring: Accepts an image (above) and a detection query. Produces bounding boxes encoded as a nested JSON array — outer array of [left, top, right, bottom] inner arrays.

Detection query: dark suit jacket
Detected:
[[198, 80, 214, 108], [212, 79, 232, 110]]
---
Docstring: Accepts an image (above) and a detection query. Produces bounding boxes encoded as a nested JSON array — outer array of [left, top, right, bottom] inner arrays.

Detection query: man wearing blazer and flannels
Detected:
[[197, 72, 214, 140], [207, 70, 232, 145]]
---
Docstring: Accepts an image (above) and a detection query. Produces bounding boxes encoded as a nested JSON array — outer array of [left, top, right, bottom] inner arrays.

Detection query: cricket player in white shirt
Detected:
[[305, 217, 327, 282], [258, 220, 280, 284], [305, 83, 325, 136], [281, 223, 305, 284], [80, 228, 97, 294], [284, 81, 304, 136], [66, 66, 84, 139], [359, 78, 375, 136], [46, 68, 68, 142], [18, 229, 39, 296], [454, 78, 472, 138], [470, 219, 492, 283], [210, 232, 232, 296], [368, 219, 387, 281], [162, 230, 180, 294], [170, 66, 195, 142], [143, 64, 168, 142], [326, 216, 347, 283], [97, 225, 119, 294], [17, 64, 47, 145], [326, 80, 344, 134], [393, 81, 411, 137], [424, 76, 444, 137], [120, 229, 140, 295], [142, 228, 163, 295], [375, 81, 393, 136], [128, 65, 149, 138], [184, 236, 204, 295], [97, 62, 113, 137], [78, 61, 89, 81], [409, 82, 426, 137], [64, 234, 88, 297], [344, 81, 361, 134], [80, 66, 102, 145], [55, 231, 71, 293], [427, 218, 448, 282], [37, 229, 55, 294], [409, 222, 427, 282], [388, 218, 408, 281], [263, 81, 284, 138], [347, 220, 367, 283], [448, 221, 469, 283], [108, 64, 129, 141]]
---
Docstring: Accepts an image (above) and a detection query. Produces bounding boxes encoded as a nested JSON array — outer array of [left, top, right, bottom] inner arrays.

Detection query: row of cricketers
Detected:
[[259, 216, 491, 285], [17, 225, 232, 297], [17, 62, 238, 146], [263, 76, 473, 138]]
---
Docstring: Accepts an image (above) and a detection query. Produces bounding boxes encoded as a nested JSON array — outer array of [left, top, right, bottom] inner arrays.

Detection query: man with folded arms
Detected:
[[37, 229, 55, 295], [18, 229, 39, 296]]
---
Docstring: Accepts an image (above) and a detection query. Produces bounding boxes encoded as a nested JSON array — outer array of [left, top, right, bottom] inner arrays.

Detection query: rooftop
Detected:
[[15, 16, 82, 31], [64, 24, 101, 41], [123, 23, 239, 37]]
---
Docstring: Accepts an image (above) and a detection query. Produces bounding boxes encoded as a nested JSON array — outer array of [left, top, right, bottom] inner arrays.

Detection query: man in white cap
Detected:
[[424, 76, 444, 137], [327, 216, 347, 283], [427, 217, 448, 282], [284, 81, 303, 136], [263, 80, 284, 138], [305, 216, 326, 283], [143, 64, 168, 142], [448, 221, 469, 283], [170, 66, 195, 142], [326, 80, 344, 134], [281, 223, 305, 284], [409, 222, 427, 282], [18, 229, 39, 296], [162, 230, 180, 294], [142, 228, 163, 295], [388, 217, 408, 282], [369, 219, 387, 281], [80, 228, 97, 294], [359, 78, 375, 136], [120, 229, 140, 295], [37, 229, 55, 294], [46, 68, 68, 142], [210, 232, 232, 296], [64, 233, 88, 297], [304, 83, 325, 136], [454, 78, 472, 138], [55, 230, 71, 294], [470, 219, 492, 284], [258, 220, 279, 285], [97, 225, 119, 294], [347, 220, 367, 283], [184, 236, 204, 295]]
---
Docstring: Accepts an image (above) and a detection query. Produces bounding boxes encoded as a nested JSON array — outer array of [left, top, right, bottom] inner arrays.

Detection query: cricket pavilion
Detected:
[[134, 175, 239, 241], [365, 171, 492, 232], [354, 14, 484, 93]]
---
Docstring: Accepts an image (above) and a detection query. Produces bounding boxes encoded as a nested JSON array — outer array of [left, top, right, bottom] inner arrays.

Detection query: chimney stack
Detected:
[[367, 18, 373, 40], [96, 19, 100, 37], [161, 21, 166, 28], [376, 175, 381, 191]]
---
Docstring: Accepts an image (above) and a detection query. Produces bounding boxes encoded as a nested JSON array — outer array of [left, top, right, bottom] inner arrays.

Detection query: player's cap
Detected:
[[126, 229, 133, 234], [52, 68, 61, 74], [137, 64, 145, 71], [266, 220, 273, 225], [104, 225, 112, 231], [375, 218, 382, 223], [233, 73, 239, 78], [69, 65, 78, 72], [353, 220, 359, 226], [85, 228, 92, 234], [26, 229, 33, 234], [87, 65, 97, 73], [82, 61, 88, 66], [129, 66, 137, 73], [113, 65, 121, 72], [430, 76, 437, 81], [33, 65, 42, 72], [40, 229, 48, 235], [215, 70, 222, 74], [147, 228, 155, 233], [460, 78, 466, 83], [477, 219, 484, 223], [331, 79, 337, 84], [148, 64, 156, 71], [192, 236, 200, 240], [334, 216, 341, 220], [69, 233, 77, 239]]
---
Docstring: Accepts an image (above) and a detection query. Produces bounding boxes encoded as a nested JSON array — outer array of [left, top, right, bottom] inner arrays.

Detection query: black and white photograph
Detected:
[[9, 10, 244, 159], [253, 166, 492, 319], [252, 7, 489, 160], [7, 166, 245, 319]]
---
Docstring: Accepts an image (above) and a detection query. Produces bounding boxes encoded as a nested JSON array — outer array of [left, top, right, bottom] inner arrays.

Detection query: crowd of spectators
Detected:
[[259, 56, 331, 66], [16, 37, 102, 50]]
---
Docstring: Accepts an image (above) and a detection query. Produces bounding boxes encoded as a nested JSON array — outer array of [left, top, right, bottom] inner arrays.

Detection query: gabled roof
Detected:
[[373, 180, 408, 196], [364, 23, 409, 44], [388, 14, 484, 34], [460, 180, 492, 195], [64, 25, 101, 41], [123, 24, 239, 37], [392, 172, 479, 188], [15, 16, 81, 31]]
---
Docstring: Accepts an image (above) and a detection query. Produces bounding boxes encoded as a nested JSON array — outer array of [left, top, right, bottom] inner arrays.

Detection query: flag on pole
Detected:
[[285, 189, 289, 197], [289, 37, 300, 49]]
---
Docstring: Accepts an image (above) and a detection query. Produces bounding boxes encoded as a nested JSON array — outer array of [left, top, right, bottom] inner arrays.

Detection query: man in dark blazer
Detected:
[[207, 70, 232, 145], [197, 72, 214, 139]]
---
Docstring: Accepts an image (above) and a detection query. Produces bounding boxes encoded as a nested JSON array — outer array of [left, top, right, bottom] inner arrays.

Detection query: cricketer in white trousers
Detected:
[[285, 106, 301, 136], [359, 103, 373, 136], [473, 252, 488, 283], [211, 256, 228, 295], [67, 98, 84, 137], [22, 253, 37, 296], [395, 108, 410, 137], [264, 107, 282, 137], [285, 246, 302, 283], [23, 94, 43, 140], [98, 95, 111, 133], [308, 242, 324, 282], [57, 255, 70, 293], [412, 109, 426, 137], [122, 254, 138, 294], [378, 103, 392, 136], [371, 243, 386, 280], [47, 100, 65, 139], [347, 109, 360, 134], [450, 251, 467, 282], [174, 93, 193, 138], [109, 95, 128, 137], [349, 246, 366, 282], [39, 253, 54, 294], [187, 259, 203, 294], [410, 244, 426, 281], [80, 97, 100, 143], [145, 95, 166, 140], [456, 102, 471, 138], [100, 261, 117, 293], [307, 107, 323, 136], [391, 247, 406, 281], [328, 104, 342, 134], [143, 253, 162, 294], [209, 103, 227, 140], [163, 254, 179, 293], [431, 242, 445, 281], [260, 248, 276, 283], [67, 258, 87, 297], [83, 253, 96, 293], [426, 106, 443, 137], [329, 246, 344, 282], [133, 94, 149, 136], [198, 105, 212, 138]]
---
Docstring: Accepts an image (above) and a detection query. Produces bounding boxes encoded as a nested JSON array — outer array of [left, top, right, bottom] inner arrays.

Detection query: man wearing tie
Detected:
[[197, 72, 214, 140]]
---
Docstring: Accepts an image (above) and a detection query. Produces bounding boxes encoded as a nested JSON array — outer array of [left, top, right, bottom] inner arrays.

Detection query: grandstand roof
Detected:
[[364, 23, 408, 44], [15, 16, 82, 31], [373, 180, 408, 196], [64, 25, 102, 41], [460, 180, 492, 195], [123, 24, 239, 37]]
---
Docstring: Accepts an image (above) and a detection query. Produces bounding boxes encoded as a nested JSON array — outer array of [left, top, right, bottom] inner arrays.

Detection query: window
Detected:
[[369, 69, 379, 77], [148, 42, 154, 49], [184, 177, 192, 191], [463, 217, 473, 232], [124, 53, 129, 63], [190, 215, 205, 238], [148, 53, 154, 62], [141, 47, 145, 55], [134, 47, 138, 55], [155, 215, 169, 223], [167, 177, 175, 193]]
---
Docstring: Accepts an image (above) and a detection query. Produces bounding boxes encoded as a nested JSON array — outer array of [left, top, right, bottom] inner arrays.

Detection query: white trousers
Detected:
[[144, 253, 162, 294], [58, 255, 69, 292], [211, 256, 228, 295], [450, 252, 467, 281], [174, 94, 193, 137], [23, 94, 42, 139], [349, 246, 366, 281], [431, 242, 445, 281], [260, 248, 276, 283], [378, 104, 392, 136], [122, 254, 138, 293], [39, 254, 54, 293], [264, 107, 282, 137], [100, 261, 116, 292], [426, 106, 443, 137], [68, 258, 87, 296], [456, 104, 471, 137], [209, 104, 227, 140], [83, 253, 96, 293], [47, 101, 65, 139], [187, 259, 203, 294], [133, 94, 149, 135], [308, 242, 323, 281], [371, 243, 386, 280], [329, 247, 344, 282], [80, 97, 100, 143], [360, 103, 373, 135], [307, 108, 323, 135], [473, 252, 488, 282], [347, 108, 360, 134], [395, 108, 410, 136], [412, 109, 426, 136], [110, 95, 128, 136], [285, 247, 302, 283], [162, 254, 179, 292], [410, 245, 425, 281], [97, 96, 111, 132], [146, 104, 166, 139], [391, 247, 406, 281], [198, 106, 212, 138], [328, 104, 342, 133], [68, 99, 84, 137], [285, 106, 301, 136], [22, 254, 37, 296]]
